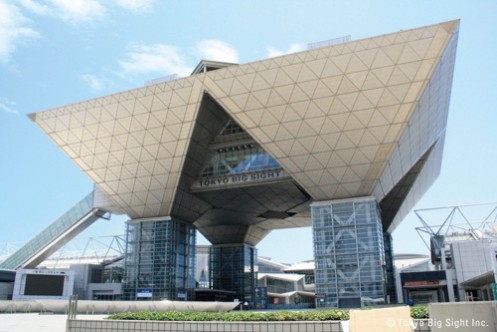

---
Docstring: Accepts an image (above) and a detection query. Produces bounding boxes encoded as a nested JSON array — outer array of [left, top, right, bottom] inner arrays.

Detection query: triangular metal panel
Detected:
[[31, 20, 459, 217]]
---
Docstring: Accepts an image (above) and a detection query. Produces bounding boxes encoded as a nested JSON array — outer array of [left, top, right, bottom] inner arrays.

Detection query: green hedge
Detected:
[[107, 306, 429, 321], [410, 306, 429, 319], [108, 309, 350, 321]]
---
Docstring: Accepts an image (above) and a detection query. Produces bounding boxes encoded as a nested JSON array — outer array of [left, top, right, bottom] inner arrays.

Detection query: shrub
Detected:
[[108, 309, 350, 321], [107, 306, 427, 322], [410, 306, 429, 319]]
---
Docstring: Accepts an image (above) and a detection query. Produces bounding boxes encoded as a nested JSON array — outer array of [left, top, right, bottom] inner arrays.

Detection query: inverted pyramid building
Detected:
[[29, 20, 459, 306]]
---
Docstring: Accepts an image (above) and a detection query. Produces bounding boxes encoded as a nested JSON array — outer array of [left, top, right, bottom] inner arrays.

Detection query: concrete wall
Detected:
[[87, 282, 122, 300], [67, 319, 345, 332], [349, 306, 413, 332], [0, 300, 238, 314], [429, 302, 497, 331], [66, 318, 434, 332], [450, 241, 497, 301]]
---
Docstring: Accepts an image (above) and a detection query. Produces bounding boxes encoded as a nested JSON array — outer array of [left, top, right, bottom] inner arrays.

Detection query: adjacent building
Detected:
[[15, 20, 459, 307], [396, 203, 497, 305]]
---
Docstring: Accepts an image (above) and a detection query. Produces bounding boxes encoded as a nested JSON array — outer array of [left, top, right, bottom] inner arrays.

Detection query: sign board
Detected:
[[137, 289, 153, 298], [254, 286, 268, 309], [404, 280, 440, 287], [192, 169, 290, 191], [177, 289, 186, 299]]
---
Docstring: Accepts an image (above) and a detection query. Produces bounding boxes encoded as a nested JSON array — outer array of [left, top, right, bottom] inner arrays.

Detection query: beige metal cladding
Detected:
[[30, 20, 459, 228]]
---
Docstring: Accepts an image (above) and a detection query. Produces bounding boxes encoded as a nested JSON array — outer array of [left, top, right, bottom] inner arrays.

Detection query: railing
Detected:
[[144, 74, 179, 86], [0, 192, 109, 269], [307, 36, 352, 50]]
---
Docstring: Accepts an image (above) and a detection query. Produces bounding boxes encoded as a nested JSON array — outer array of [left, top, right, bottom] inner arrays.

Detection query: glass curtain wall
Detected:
[[209, 244, 257, 304], [199, 119, 283, 179], [266, 278, 296, 294], [0, 192, 99, 270], [123, 219, 196, 301], [312, 198, 386, 308], [383, 233, 397, 304]]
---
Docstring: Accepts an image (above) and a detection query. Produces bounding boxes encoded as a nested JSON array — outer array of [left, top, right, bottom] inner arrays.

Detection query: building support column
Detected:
[[311, 197, 387, 308], [209, 243, 257, 305], [123, 217, 196, 301], [383, 233, 397, 304], [439, 244, 456, 302]]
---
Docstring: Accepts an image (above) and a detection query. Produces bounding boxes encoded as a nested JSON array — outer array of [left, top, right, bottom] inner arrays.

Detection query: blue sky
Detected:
[[0, 0, 496, 264]]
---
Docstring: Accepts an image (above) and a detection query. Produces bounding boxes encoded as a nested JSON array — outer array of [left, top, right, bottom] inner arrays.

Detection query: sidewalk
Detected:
[[0, 313, 107, 332]]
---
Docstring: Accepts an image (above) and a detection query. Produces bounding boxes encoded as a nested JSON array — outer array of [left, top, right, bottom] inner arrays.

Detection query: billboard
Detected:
[[24, 274, 65, 296]]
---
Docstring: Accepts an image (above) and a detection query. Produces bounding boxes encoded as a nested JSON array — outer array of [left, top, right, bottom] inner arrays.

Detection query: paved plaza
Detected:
[[0, 313, 107, 332]]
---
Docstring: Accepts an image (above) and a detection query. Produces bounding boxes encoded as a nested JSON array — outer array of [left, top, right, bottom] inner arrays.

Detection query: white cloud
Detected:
[[0, 1, 39, 62], [118, 42, 193, 77], [19, 0, 51, 16], [49, 0, 105, 24], [20, 0, 155, 23], [19, 0, 105, 25], [2, 0, 160, 64], [0, 99, 19, 115], [114, 0, 155, 13], [81, 74, 113, 93], [267, 43, 305, 58], [117, 40, 240, 82], [196, 40, 238, 63]]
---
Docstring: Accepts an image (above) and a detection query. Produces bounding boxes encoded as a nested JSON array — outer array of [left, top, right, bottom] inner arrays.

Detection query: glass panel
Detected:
[[210, 244, 257, 302], [198, 119, 282, 179], [0, 192, 96, 269], [312, 199, 386, 308], [123, 219, 196, 301], [200, 144, 281, 178]]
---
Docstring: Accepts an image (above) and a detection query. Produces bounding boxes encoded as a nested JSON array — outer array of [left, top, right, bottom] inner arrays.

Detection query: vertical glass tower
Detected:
[[123, 218, 196, 301], [210, 244, 258, 304], [312, 197, 386, 308], [383, 233, 397, 304]]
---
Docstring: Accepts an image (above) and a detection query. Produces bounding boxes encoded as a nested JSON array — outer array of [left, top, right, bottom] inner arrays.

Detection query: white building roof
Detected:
[[258, 273, 304, 282], [285, 260, 315, 272]]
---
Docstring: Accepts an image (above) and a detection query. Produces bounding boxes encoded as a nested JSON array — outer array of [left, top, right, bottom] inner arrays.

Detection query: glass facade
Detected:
[[218, 119, 246, 137], [200, 145, 281, 178], [312, 198, 386, 308], [210, 244, 257, 303], [123, 219, 196, 301], [266, 278, 295, 294], [383, 233, 397, 304], [199, 120, 282, 178]]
